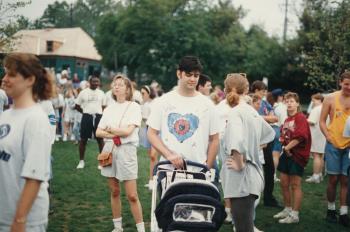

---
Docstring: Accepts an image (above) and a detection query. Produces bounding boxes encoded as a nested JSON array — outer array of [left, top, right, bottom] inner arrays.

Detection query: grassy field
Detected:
[[48, 141, 349, 232]]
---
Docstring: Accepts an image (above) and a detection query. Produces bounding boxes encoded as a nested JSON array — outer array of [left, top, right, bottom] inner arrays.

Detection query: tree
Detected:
[[0, 1, 31, 51], [296, 0, 350, 92]]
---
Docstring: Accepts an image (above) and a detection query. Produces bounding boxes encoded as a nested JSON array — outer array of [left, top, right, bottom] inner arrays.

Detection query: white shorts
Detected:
[[0, 223, 47, 232], [101, 142, 138, 181]]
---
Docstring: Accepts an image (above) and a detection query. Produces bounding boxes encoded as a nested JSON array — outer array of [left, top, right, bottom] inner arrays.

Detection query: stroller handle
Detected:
[[153, 160, 210, 175]]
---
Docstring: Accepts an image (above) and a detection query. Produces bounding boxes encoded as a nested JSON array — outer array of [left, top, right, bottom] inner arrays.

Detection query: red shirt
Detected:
[[280, 112, 311, 167]]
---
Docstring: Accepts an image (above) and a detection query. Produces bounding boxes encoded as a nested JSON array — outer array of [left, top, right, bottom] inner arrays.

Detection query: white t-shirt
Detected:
[[147, 90, 220, 164], [308, 104, 326, 153], [0, 89, 8, 114], [39, 100, 56, 145], [98, 101, 141, 146], [222, 100, 275, 198], [76, 88, 106, 114], [216, 99, 232, 140], [64, 97, 76, 119], [133, 90, 143, 104], [273, 102, 288, 127], [105, 90, 116, 106], [141, 100, 153, 120], [0, 105, 51, 226]]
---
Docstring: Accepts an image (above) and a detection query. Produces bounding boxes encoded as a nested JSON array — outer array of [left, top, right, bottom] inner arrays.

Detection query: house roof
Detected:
[[10, 27, 102, 61]]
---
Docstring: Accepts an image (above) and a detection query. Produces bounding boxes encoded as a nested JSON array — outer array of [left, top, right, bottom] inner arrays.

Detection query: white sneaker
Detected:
[[97, 165, 102, 170], [76, 160, 85, 169], [305, 175, 320, 183], [63, 135, 67, 142], [224, 211, 233, 223], [273, 208, 291, 219], [148, 180, 154, 191], [278, 215, 299, 224], [254, 226, 263, 232], [70, 134, 76, 141], [55, 135, 60, 141]]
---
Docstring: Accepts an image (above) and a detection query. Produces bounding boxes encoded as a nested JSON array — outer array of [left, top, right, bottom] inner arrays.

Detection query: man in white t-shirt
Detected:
[[196, 74, 212, 96], [147, 56, 219, 169], [75, 73, 106, 169]]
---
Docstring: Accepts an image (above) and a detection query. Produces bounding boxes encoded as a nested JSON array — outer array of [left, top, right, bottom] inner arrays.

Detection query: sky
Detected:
[[8, 0, 303, 38]]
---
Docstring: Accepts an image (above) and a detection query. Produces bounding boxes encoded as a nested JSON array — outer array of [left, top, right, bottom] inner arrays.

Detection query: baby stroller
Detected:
[[150, 160, 226, 232]]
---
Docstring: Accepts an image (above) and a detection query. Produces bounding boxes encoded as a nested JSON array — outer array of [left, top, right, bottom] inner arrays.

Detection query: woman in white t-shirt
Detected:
[[0, 53, 54, 231], [140, 85, 158, 190], [221, 73, 275, 232], [96, 75, 145, 232], [306, 93, 326, 183], [62, 86, 76, 141]]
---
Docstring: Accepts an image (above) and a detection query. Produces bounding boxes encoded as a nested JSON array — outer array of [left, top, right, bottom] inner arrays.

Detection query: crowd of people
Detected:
[[0, 53, 350, 232]]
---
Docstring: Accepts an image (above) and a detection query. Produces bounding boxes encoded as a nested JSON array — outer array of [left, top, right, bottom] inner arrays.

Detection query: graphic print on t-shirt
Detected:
[[168, 113, 199, 143], [0, 124, 10, 139]]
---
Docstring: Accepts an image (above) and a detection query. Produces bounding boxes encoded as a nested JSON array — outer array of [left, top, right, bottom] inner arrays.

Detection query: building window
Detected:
[[47, 41, 53, 52]]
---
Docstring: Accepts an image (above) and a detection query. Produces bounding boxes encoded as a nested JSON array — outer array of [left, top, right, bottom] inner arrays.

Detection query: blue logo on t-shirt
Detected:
[[168, 113, 199, 143], [0, 124, 10, 139]]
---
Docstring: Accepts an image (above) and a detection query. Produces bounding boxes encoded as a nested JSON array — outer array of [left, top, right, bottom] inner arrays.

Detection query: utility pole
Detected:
[[70, 3, 73, 27], [283, 0, 289, 43]]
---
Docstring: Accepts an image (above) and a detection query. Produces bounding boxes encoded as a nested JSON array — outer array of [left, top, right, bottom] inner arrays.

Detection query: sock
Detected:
[[136, 222, 145, 232], [328, 202, 336, 210], [113, 218, 122, 229], [225, 207, 232, 215], [340, 206, 348, 215], [290, 210, 299, 218]]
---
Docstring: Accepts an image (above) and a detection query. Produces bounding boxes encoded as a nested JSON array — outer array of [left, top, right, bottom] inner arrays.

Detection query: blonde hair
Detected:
[[112, 75, 133, 101], [224, 73, 249, 107]]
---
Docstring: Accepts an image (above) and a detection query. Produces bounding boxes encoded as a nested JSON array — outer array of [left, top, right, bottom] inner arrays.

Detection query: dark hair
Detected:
[[340, 71, 350, 81], [92, 70, 100, 78], [112, 75, 133, 101], [141, 85, 156, 99], [178, 56, 203, 73], [225, 73, 249, 107], [196, 74, 212, 90], [251, 80, 267, 92], [311, 93, 324, 102], [4, 53, 54, 101]]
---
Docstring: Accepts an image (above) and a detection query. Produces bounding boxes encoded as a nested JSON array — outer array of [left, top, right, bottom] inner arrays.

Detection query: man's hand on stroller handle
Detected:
[[168, 152, 184, 169]]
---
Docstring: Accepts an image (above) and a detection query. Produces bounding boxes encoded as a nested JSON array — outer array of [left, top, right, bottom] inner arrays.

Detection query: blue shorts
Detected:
[[140, 126, 151, 149], [324, 142, 350, 176], [272, 126, 282, 153]]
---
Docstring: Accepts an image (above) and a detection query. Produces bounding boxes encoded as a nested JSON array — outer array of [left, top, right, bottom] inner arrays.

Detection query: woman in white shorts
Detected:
[[0, 53, 54, 232], [96, 75, 145, 232]]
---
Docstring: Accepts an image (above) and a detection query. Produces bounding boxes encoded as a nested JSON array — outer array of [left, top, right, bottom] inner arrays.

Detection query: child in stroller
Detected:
[[151, 160, 226, 232]]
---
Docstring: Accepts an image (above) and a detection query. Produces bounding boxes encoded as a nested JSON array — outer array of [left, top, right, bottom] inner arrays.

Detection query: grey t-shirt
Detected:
[[0, 104, 51, 226], [221, 100, 275, 198]]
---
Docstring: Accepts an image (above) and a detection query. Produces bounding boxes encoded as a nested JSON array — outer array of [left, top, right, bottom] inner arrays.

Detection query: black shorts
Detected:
[[277, 153, 304, 177], [80, 113, 102, 139]]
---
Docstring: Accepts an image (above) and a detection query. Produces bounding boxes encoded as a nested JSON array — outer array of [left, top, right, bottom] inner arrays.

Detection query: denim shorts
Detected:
[[324, 142, 350, 176], [272, 126, 282, 153]]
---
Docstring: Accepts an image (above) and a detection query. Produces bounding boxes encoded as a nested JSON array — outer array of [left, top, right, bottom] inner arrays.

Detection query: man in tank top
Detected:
[[320, 71, 350, 227]]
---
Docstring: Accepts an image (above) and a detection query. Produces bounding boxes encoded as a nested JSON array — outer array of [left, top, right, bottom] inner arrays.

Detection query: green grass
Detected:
[[49, 141, 349, 232]]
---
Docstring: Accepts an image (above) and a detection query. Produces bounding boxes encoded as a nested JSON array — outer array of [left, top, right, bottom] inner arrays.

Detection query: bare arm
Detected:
[[206, 133, 219, 169], [11, 179, 41, 232], [96, 125, 136, 138], [284, 139, 300, 156], [263, 114, 278, 123], [147, 127, 183, 168], [320, 95, 332, 142], [75, 104, 83, 114]]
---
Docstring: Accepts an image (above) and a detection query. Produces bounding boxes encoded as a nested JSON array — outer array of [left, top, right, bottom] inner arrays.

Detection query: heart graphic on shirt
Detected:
[[168, 113, 199, 143]]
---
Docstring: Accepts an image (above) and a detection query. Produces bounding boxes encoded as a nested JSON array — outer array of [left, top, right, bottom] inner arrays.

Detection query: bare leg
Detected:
[[280, 173, 291, 207], [108, 178, 122, 218], [79, 138, 88, 160], [290, 175, 303, 211], [124, 179, 143, 224]]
